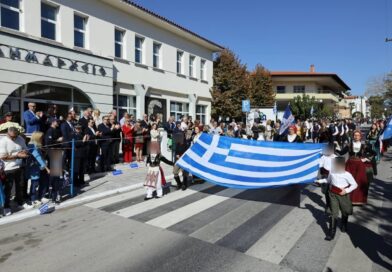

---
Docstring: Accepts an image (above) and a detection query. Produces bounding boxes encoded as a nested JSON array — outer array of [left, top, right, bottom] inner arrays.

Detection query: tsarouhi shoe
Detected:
[[174, 176, 182, 190], [341, 216, 348, 233], [325, 217, 337, 241]]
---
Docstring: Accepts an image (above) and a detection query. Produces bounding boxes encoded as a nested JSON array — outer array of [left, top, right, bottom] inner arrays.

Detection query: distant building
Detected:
[[271, 65, 350, 119], [0, 0, 223, 124], [339, 96, 369, 118]]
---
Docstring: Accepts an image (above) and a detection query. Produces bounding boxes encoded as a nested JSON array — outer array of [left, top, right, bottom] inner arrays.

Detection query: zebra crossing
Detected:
[[85, 182, 335, 269]]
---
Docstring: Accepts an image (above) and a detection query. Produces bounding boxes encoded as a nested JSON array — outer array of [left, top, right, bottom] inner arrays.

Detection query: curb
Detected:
[[0, 174, 175, 226]]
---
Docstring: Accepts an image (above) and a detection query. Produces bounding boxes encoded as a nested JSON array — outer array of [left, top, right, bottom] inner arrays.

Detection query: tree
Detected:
[[368, 95, 385, 119], [211, 49, 249, 120], [290, 94, 317, 120], [365, 72, 392, 117], [248, 64, 275, 107]]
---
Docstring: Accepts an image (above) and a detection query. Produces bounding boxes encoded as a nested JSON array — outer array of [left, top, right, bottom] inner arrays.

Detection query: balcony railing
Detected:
[[275, 91, 340, 102]]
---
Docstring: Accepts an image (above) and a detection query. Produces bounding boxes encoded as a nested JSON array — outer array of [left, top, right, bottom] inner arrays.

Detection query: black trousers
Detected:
[[100, 142, 112, 172], [87, 144, 98, 173], [4, 168, 25, 207], [112, 140, 120, 164]]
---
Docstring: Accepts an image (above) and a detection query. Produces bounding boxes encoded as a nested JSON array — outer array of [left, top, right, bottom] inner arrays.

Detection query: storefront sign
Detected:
[[0, 44, 107, 76]]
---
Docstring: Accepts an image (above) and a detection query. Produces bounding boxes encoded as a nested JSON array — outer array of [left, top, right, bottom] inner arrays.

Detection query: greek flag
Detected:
[[380, 116, 392, 141], [279, 104, 295, 135], [273, 101, 277, 115], [176, 134, 324, 189]]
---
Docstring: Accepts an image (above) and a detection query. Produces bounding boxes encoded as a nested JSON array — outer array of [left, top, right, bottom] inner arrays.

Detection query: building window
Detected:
[[170, 102, 189, 121], [113, 94, 137, 120], [277, 86, 286, 93], [41, 2, 57, 40], [293, 85, 305, 93], [135, 36, 144, 64], [200, 59, 207, 81], [189, 55, 195, 78], [115, 28, 124, 58], [0, 0, 20, 30], [196, 105, 207, 124], [176, 51, 183, 74], [153, 42, 161, 68], [74, 14, 87, 48]]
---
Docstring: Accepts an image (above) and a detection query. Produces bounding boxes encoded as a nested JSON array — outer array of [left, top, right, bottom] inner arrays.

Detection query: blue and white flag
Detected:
[[176, 134, 324, 189], [380, 116, 392, 141], [310, 106, 314, 117], [273, 101, 277, 115], [279, 104, 295, 135]]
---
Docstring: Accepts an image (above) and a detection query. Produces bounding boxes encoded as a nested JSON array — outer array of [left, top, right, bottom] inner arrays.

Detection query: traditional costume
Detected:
[[318, 144, 337, 213], [338, 139, 371, 205], [144, 153, 174, 200], [282, 125, 303, 143], [316, 157, 358, 241]]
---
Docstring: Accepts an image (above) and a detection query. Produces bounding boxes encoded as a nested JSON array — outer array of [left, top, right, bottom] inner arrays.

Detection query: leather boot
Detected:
[[325, 217, 337, 241], [341, 216, 348, 233], [174, 176, 182, 190], [181, 175, 188, 191]]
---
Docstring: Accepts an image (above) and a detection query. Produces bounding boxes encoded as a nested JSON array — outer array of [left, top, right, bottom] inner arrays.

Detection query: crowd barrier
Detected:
[[0, 129, 173, 198]]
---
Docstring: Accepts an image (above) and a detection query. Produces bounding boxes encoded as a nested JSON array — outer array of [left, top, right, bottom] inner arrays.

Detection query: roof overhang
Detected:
[[100, 0, 224, 52], [270, 72, 351, 92]]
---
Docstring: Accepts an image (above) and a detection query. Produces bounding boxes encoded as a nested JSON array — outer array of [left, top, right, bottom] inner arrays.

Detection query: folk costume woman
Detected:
[[337, 130, 371, 205], [144, 144, 174, 200], [282, 125, 303, 143]]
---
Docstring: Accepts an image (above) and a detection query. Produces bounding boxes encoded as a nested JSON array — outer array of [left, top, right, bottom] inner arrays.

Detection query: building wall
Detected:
[[0, 31, 113, 113], [1, 0, 217, 122]]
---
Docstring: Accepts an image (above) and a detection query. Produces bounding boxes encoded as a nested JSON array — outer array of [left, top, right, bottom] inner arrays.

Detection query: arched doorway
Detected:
[[0, 81, 93, 124]]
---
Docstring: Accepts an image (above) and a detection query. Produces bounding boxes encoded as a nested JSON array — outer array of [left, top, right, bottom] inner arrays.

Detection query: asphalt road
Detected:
[[0, 148, 391, 272]]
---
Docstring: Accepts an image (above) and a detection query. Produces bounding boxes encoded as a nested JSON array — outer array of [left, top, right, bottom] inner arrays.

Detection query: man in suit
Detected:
[[85, 118, 100, 174], [60, 113, 75, 171], [79, 107, 93, 131], [97, 115, 114, 172], [23, 102, 42, 133]]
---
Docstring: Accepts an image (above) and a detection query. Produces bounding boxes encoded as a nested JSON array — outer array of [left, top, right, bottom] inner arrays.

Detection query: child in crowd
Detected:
[[316, 157, 358, 241], [26, 131, 50, 206], [0, 160, 6, 216], [144, 144, 174, 200]]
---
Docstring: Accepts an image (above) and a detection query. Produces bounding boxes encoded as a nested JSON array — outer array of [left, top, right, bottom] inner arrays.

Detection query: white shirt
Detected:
[[318, 171, 358, 193], [150, 129, 160, 142], [319, 154, 337, 172], [0, 135, 28, 172], [180, 122, 188, 131], [120, 117, 126, 127]]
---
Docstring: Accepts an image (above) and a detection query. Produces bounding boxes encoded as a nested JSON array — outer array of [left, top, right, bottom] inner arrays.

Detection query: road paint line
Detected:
[[113, 188, 198, 218], [245, 192, 319, 263], [190, 201, 270, 243], [146, 189, 242, 229], [85, 188, 146, 209]]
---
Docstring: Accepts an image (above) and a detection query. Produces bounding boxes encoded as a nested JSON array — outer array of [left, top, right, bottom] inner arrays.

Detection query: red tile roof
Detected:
[[122, 1, 224, 51]]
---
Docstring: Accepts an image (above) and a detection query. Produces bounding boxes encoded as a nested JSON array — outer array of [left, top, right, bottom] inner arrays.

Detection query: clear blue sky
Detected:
[[132, 0, 392, 96]]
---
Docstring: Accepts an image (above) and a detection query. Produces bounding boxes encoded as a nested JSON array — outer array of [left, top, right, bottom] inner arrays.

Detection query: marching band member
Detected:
[[316, 157, 357, 241]]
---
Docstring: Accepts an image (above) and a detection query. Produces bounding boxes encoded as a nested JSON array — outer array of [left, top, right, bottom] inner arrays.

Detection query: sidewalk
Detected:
[[0, 162, 175, 225]]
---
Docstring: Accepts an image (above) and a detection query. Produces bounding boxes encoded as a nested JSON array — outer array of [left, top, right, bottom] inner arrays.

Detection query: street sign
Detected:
[[242, 100, 250, 112]]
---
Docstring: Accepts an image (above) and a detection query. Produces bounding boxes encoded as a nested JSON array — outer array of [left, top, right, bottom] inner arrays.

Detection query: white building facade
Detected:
[[0, 0, 222, 124]]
